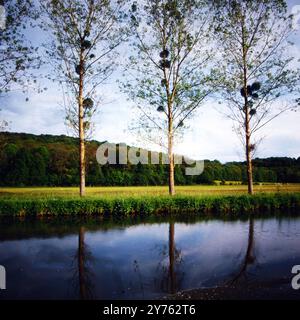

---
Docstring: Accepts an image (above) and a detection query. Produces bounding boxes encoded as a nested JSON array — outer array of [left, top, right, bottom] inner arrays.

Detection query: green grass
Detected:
[[0, 192, 299, 218], [1, 185, 300, 218], [1, 183, 300, 198]]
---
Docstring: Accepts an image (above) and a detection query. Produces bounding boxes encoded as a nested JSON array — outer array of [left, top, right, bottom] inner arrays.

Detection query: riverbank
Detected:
[[164, 280, 299, 300], [0, 192, 299, 217]]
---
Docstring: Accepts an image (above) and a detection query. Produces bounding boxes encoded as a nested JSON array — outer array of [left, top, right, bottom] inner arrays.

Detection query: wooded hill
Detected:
[[0, 132, 299, 187]]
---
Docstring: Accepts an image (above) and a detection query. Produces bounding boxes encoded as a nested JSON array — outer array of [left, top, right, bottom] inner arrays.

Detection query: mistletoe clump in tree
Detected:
[[41, 0, 127, 196], [122, 0, 215, 196], [212, 0, 300, 194]]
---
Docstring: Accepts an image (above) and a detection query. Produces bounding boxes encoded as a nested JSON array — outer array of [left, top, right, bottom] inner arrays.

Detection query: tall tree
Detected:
[[0, 0, 39, 95], [212, 0, 299, 194], [122, 0, 214, 195], [41, 0, 126, 196]]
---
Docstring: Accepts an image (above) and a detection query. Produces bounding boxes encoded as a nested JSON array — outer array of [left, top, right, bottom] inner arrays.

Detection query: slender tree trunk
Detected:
[[168, 105, 175, 196], [245, 120, 254, 195], [79, 51, 85, 197], [169, 222, 176, 294], [241, 21, 254, 195], [168, 140, 175, 196]]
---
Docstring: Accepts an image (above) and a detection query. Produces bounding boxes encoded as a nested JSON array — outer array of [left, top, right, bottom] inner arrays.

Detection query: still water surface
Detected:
[[0, 215, 300, 299]]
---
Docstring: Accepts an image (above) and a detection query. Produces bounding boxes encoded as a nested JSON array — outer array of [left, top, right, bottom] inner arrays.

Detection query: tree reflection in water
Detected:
[[228, 217, 255, 285], [132, 223, 184, 297], [71, 227, 95, 299], [155, 222, 184, 294]]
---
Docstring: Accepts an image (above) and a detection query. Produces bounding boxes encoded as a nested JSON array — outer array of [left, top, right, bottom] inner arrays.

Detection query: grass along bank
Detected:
[[0, 193, 300, 217]]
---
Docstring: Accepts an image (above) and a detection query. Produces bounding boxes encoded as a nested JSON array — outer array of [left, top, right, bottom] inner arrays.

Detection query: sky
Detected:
[[1, 0, 300, 163]]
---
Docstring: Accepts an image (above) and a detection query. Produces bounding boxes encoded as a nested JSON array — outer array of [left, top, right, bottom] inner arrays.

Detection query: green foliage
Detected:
[[211, 0, 300, 192], [121, 0, 214, 150], [41, 0, 127, 137], [0, 0, 40, 95]]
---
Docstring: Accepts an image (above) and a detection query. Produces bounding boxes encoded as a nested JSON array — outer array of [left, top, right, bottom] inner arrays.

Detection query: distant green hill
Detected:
[[0, 131, 299, 187]]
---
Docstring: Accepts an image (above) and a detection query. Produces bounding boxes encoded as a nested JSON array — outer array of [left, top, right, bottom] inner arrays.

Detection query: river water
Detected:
[[0, 215, 300, 299]]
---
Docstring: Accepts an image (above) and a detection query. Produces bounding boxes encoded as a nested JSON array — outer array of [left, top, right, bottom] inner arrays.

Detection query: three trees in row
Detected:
[[1, 0, 299, 196]]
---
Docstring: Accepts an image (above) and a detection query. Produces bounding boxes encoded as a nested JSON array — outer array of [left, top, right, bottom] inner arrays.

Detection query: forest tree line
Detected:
[[0, 132, 299, 187]]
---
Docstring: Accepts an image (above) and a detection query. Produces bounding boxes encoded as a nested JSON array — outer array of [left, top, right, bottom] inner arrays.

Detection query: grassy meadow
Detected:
[[0, 184, 300, 218], [1, 183, 300, 199]]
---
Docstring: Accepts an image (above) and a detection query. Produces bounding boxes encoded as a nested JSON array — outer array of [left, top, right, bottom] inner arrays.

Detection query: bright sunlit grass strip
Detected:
[[1, 184, 300, 199]]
